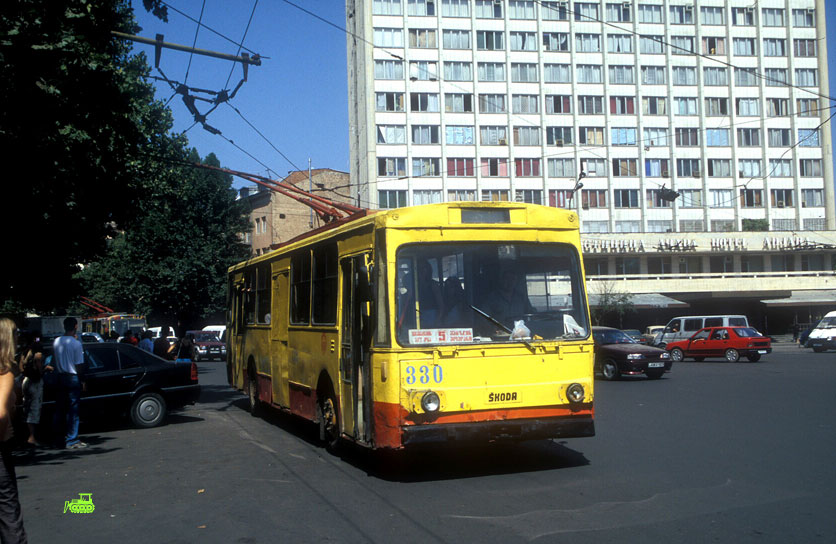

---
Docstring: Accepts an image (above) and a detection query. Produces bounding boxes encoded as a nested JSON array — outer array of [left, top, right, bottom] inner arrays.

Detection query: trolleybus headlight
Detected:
[[566, 383, 585, 404], [421, 391, 440, 412]]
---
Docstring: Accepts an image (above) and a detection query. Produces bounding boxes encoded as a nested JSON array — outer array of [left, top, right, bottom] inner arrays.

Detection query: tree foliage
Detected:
[[590, 281, 635, 328]]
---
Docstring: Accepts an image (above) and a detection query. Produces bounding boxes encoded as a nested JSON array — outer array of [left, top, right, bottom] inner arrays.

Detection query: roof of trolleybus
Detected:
[[227, 202, 582, 273]]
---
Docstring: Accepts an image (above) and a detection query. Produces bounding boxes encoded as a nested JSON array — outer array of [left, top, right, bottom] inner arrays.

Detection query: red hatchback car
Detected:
[[666, 326, 771, 362]]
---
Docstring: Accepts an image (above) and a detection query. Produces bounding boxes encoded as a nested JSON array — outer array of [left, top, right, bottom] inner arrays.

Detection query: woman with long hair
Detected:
[[18, 331, 48, 447], [0, 318, 28, 542]]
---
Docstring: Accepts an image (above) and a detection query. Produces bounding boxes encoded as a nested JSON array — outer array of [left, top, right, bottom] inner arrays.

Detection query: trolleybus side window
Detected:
[[291, 252, 312, 325], [244, 270, 256, 324], [256, 264, 271, 324], [312, 244, 338, 325], [374, 231, 390, 347]]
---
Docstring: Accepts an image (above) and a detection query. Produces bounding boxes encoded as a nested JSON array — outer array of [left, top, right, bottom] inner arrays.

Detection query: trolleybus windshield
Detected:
[[395, 242, 588, 345]]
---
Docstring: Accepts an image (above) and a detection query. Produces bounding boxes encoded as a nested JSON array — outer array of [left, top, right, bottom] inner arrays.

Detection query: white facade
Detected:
[[346, 0, 835, 233]]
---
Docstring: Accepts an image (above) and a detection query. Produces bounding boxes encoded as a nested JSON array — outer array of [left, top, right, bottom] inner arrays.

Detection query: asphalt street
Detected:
[[14, 344, 836, 543]]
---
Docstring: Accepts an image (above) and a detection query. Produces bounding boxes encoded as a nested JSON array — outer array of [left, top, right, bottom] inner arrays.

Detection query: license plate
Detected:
[[758, 350, 767, 354], [648, 362, 665, 368]]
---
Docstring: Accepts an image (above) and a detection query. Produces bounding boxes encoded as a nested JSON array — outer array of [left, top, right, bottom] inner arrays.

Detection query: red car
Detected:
[[666, 326, 771, 362]]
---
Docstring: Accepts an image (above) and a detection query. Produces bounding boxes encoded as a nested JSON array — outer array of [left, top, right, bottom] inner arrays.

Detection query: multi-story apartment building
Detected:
[[346, 0, 836, 333]]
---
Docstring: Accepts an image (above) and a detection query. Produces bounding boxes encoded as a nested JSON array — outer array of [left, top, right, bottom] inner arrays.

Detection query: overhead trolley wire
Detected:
[[183, 0, 207, 85], [156, 0, 264, 57]]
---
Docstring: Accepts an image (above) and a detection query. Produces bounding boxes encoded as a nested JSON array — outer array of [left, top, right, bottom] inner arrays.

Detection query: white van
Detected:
[[655, 315, 749, 347], [203, 325, 227, 343], [806, 311, 836, 352]]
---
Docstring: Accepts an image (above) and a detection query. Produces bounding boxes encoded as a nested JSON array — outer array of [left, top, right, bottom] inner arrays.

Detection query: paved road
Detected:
[[15, 345, 836, 543]]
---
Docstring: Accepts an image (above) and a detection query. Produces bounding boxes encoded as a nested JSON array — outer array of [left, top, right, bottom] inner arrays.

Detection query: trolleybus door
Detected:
[[340, 254, 373, 444], [270, 268, 290, 407]]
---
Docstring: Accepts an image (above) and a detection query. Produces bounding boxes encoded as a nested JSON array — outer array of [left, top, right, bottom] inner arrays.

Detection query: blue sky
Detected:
[[131, 1, 836, 191]]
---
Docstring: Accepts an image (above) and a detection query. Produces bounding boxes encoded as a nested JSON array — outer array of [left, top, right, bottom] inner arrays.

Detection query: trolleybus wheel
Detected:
[[317, 395, 340, 451], [247, 368, 260, 417]]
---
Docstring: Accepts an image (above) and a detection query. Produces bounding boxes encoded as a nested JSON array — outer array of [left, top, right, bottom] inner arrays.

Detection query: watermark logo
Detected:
[[63, 493, 95, 514]]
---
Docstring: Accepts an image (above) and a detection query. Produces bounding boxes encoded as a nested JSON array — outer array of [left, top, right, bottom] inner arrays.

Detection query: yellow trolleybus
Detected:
[[227, 202, 594, 449]]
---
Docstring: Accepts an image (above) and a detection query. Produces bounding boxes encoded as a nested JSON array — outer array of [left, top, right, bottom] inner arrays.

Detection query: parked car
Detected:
[[666, 326, 771, 363], [80, 332, 105, 343], [655, 315, 749, 347], [642, 326, 666, 345], [622, 329, 646, 344], [41, 342, 200, 428], [805, 311, 836, 352], [187, 330, 226, 361], [592, 327, 672, 380]]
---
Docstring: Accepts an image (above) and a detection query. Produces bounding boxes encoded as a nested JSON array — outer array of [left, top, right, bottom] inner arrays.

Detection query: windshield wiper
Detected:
[[470, 305, 534, 350]]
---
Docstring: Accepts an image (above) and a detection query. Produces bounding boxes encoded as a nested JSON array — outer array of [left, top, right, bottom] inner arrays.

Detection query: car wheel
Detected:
[[601, 360, 620, 381], [646, 370, 664, 380], [747, 353, 761, 362], [130, 392, 167, 428], [317, 395, 340, 450], [725, 348, 740, 362], [247, 369, 261, 417], [670, 348, 684, 362], [694, 357, 705, 362]]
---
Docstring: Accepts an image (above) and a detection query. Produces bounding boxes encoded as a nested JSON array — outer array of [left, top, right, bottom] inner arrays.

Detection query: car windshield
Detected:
[[816, 316, 836, 328], [395, 242, 589, 345], [593, 329, 636, 345], [732, 327, 762, 338], [192, 332, 220, 342]]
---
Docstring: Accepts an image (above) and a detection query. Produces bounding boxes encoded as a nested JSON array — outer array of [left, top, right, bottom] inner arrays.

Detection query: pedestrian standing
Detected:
[[119, 330, 134, 344], [0, 318, 28, 543], [52, 317, 86, 450], [18, 332, 50, 447], [792, 322, 800, 343], [175, 333, 194, 363], [153, 326, 175, 360], [138, 331, 154, 353]]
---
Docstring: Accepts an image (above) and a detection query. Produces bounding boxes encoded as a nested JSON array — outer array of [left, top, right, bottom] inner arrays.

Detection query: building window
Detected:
[[640, 35, 665, 54], [762, 8, 785, 27], [792, 8, 815, 28], [409, 60, 438, 80], [375, 92, 404, 112], [549, 189, 576, 208], [408, 29, 437, 48], [514, 158, 541, 177], [411, 125, 440, 144], [672, 66, 697, 86], [707, 159, 731, 177], [476, 30, 504, 50], [734, 68, 758, 87], [443, 61, 471, 81], [441, 0, 469, 17], [670, 35, 694, 55], [513, 126, 541, 146], [377, 125, 406, 144], [610, 96, 636, 115], [442, 29, 471, 49], [543, 32, 570, 52], [680, 190, 703, 208], [711, 220, 735, 232], [768, 129, 791, 148], [581, 189, 607, 208], [670, 5, 694, 24], [768, 159, 792, 177], [732, 7, 755, 26], [574, 2, 599, 21], [703, 67, 728, 86], [378, 157, 406, 177], [378, 190, 407, 208], [544, 63, 571, 83], [646, 189, 672, 208], [511, 63, 539, 83], [480, 125, 508, 145], [736, 98, 760, 116], [766, 98, 788, 117], [608, 65, 635, 84], [474, 0, 503, 18], [577, 95, 604, 114], [542, 1, 569, 21], [803, 218, 826, 230], [479, 94, 507, 113], [613, 188, 639, 207], [644, 158, 670, 177], [477, 62, 505, 82], [373, 27, 404, 47], [575, 33, 602, 53], [647, 222, 673, 234], [515, 189, 542, 204], [447, 158, 476, 178], [677, 159, 701, 177], [675, 128, 699, 147], [413, 190, 443, 205], [607, 34, 633, 53], [679, 220, 704, 233], [737, 128, 761, 147], [740, 189, 763, 208], [407, 0, 436, 16], [512, 95, 539, 114], [410, 93, 439, 112], [445, 125, 474, 145], [448, 189, 476, 201], [578, 127, 605, 145], [799, 159, 822, 177], [444, 93, 473, 113], [763, 38, 786, 57], [700, 6, 724, 25], [706, 129, 730, 147], [702, 37, 725, 55], [611, 127, 637, 146], [412, 158, 440, 177], [638, 4, 663, 23], [615, 222, 641, 234], [582, 221, 610, 233], [481, 189, 510, 202], [373, 0, 402, 16], [577, 65, 603, 84], [480, 158, 509, 177], [705, 97, 729, 116], [801, 254, 826, 271], [797, 99, 820, 117], [508, 0, 536, 19], [765, 68, 787, 87], [796, 69, 818, 87], [548, 158, 576, 177], [794, 38, 818, 57], [606, 2, 631, 22], [642, 66, 666, 85], [546, 126, 574, 146], [546, 95, 572, 115], [612, 160, 638, 177], [374, 60, 404, 80], [510, 31, 537, 51], [733, 38, 756, 56], [581, 158, 607, 176], [770, 189, 794, 208], [771, 221, 797, 234], [739, 159, 762, 178], [798, 129, 820, 147], [643, 96, 666, 115], [711, 189, 734, 208], [801, 189, 824, 208]]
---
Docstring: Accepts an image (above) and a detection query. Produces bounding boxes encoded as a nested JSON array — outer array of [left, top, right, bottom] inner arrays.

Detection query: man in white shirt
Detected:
[[52, 317, 86, 449]]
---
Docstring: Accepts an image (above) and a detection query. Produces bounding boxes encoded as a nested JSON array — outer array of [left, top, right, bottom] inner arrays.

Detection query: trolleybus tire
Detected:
[[247, 368, 260, 417], [317, 395, 340, 451]]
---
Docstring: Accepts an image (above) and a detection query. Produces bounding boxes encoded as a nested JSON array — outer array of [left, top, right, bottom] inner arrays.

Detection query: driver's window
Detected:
[[710, 329, 726, 340], [693, 329, 710, 340]]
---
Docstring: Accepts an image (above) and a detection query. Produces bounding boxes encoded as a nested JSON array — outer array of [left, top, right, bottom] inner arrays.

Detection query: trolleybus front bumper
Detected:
[[400, 415, 595, 446]]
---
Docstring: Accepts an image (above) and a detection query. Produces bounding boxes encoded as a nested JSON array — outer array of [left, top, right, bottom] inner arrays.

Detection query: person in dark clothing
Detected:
[[153, 327, 175, 360], [792, 322, 800, 343], [0, 318, 28, 543], [174, 334, 194, 362], [120, 330, 134, 344]]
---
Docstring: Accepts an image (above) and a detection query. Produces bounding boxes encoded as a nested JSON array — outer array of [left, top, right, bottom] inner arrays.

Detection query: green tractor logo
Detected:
[[63, 493, 95, 514]]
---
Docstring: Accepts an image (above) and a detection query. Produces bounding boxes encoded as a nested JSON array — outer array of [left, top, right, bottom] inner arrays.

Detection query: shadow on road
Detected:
[[12, 434, 121, 467]]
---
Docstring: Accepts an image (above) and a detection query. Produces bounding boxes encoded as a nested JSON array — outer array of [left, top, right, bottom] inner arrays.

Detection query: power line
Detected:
[[157, 0, 263, 57], [225, 0, 259, 90], [224, 102, 305, 175], [183, 0, 206, 85]]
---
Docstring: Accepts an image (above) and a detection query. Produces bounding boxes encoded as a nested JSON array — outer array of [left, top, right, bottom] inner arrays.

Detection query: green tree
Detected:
[[0, 0, 164, 311], [80, 151, 250, 329], [590, 281, 635, 329]]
